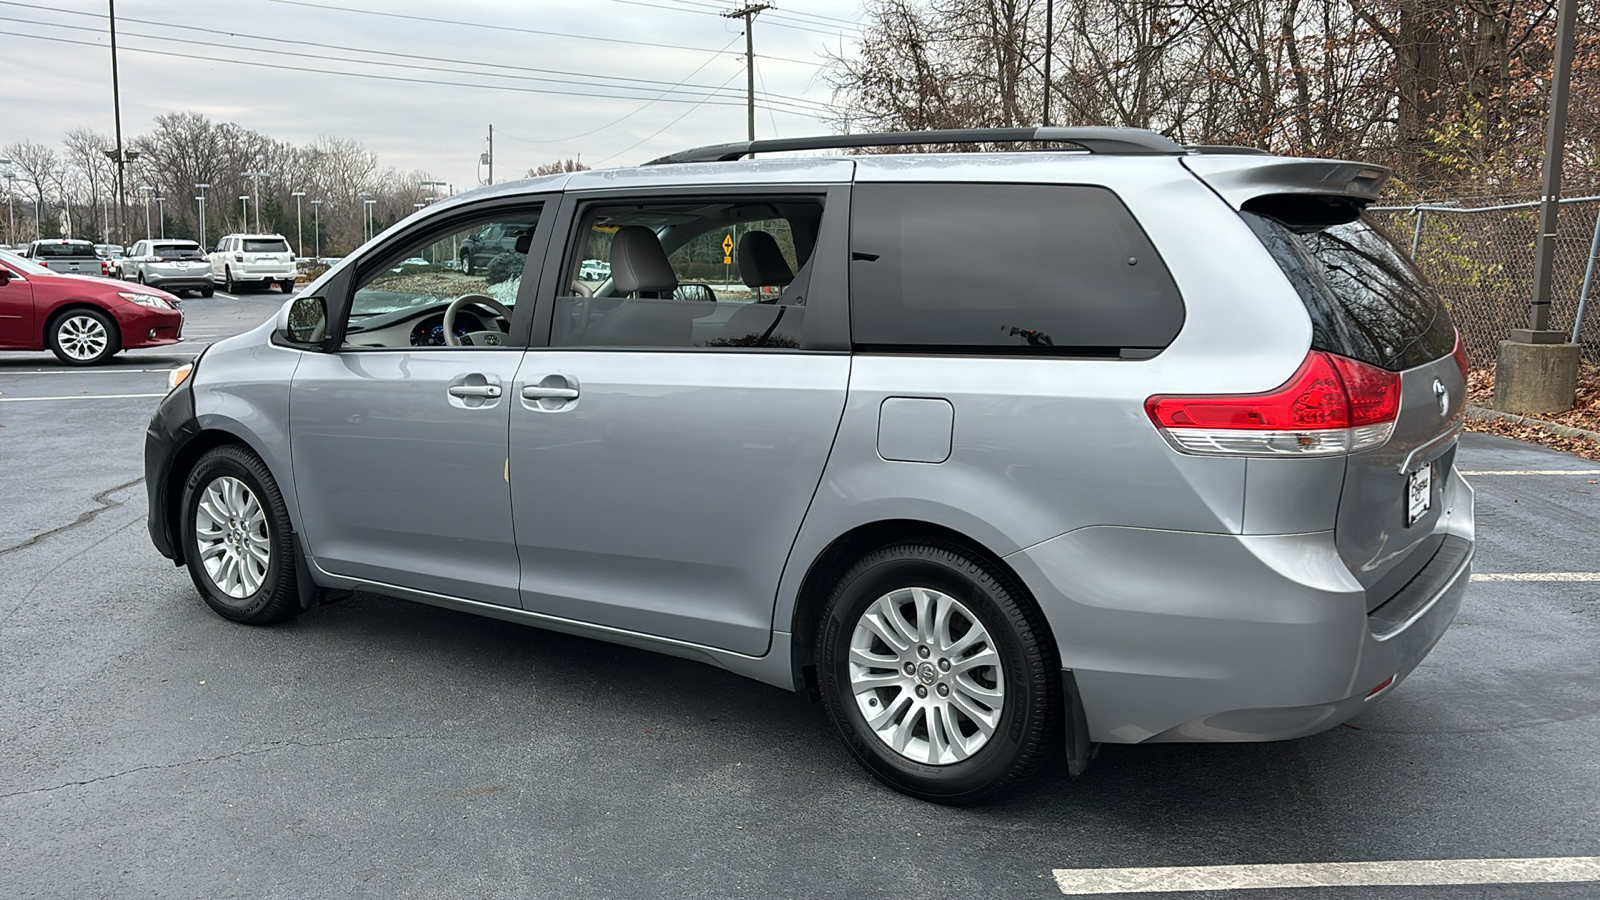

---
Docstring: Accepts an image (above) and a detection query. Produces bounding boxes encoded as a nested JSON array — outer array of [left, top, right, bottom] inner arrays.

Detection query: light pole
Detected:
[[195, 183, 210, 248], [362, 197, 376, 244], [291, 190, 305, 258], [1, 163, 15, 245], [139, 184, 152, 240], [310, 199, 321, 260], [242, 170, 265, 232], [155, 195, 164, 238], [239, 195, 249, 229]]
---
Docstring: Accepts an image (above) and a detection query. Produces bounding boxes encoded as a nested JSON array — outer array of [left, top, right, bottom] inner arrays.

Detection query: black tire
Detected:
[[816, 543, 1057, 805], [45, 307, 121, 366], [180, 445, 302, 625], [136, 270, 147, 285], [280, 280, 296, 294], [200, 285, 215, 298], [460, 252, 474, 276], [224, 267, 236, 293]]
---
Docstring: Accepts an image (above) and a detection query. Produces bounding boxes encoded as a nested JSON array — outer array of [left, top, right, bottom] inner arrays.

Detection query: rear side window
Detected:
[[34, 242, 95, 257], [849, 183, 1184, 354], [244, 239, 290, 253], [1244, 213, 1455, 371]]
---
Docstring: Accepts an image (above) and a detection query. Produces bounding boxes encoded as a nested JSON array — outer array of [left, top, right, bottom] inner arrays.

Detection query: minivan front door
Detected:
[[288, 200, 548, 606]]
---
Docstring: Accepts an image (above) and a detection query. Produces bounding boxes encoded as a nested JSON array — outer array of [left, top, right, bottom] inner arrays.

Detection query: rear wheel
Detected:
[[181, 445, 301, 625], [46, 308, 120, 366], [200, 284, 215, 298], [224, 267, 236, 293], [816, 543, 1056, 805], [460, 252, 474, 276]]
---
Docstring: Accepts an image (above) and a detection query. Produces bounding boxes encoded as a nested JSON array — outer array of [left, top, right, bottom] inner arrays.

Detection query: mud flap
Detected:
[[1063, 670, 1099, 778], [293, 531, 351, 611]]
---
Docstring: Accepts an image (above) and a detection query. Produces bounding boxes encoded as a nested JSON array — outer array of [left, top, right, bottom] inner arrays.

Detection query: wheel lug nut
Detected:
[[903, 662, 916, 676], [936, 683, 949, 697], [938, 658, 950, 672], [918, 646, 930, 659], [915, 685, 927, 698]]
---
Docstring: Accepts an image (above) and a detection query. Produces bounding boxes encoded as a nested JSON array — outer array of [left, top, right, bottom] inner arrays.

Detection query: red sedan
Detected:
[[0, 248, 184, 365]]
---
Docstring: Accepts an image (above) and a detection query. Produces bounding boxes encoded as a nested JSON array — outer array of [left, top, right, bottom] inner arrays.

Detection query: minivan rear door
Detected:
[[1244, 213, 1465, 606]]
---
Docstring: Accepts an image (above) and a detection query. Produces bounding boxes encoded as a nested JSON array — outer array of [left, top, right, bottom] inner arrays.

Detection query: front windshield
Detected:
[[0, 249, 51, 275]]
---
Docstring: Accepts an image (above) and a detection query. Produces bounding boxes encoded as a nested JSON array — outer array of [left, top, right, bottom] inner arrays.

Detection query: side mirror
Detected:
[[284, 294, 327, 345], [0, 269, 11, 286]]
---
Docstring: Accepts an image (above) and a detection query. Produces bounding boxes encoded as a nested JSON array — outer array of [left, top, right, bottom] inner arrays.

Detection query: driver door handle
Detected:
[[521, 385, 579, 400], [449, 384, 502, 399]]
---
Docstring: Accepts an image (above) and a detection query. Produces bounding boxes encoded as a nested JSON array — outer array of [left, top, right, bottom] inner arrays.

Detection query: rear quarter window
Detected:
[[848, 182, 1184, 354], [1244, 213, 1455, 371]]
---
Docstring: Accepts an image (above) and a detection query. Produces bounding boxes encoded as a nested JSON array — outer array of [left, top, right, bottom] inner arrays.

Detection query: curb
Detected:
[[1465, 404, 1600, 442]]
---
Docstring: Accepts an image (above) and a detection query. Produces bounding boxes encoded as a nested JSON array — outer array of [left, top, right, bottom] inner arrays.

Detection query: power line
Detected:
[[615, 0, 864, 39], [0, 27, 830, 117], [268, 0, 828, 67], [0, 16, 832, 117], [594, 67, 748, 166], [0, 1, 768, 100]]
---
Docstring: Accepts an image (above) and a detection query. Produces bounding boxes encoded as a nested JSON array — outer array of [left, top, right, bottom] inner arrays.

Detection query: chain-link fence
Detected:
[[1368, 198, 1600, 368]]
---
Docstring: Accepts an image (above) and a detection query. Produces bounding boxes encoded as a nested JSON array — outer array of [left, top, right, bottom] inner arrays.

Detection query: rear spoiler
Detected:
[[1182, 155, 1390, 210]]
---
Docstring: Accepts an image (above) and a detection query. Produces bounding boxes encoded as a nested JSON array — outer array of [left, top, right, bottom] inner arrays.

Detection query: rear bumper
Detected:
[[1007, 467, 1475, 744], [146, 272, 213, 290]]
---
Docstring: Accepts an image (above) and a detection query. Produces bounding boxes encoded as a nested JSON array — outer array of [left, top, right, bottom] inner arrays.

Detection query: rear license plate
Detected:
[[1406, 464, 1433, 526]]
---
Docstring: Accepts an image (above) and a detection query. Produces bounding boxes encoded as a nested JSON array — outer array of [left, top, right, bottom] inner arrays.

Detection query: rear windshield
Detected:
[[243, 239, 289, 253], [1244, 213, 1455, 371], [153, 243, 203, 258], [33, 242, 96, 258]]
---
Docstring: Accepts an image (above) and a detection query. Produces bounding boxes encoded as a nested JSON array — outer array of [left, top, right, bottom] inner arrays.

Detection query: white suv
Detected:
[[210, 233, 296, 293]]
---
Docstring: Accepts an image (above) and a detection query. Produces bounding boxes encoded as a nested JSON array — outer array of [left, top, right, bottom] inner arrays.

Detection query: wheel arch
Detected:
[[787, 519, 1057, 698], [163, 425, 300, 565], [42, 301, 122, 346]]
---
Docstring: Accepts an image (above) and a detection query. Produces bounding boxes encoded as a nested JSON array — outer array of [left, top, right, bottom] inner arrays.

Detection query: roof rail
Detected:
[[1185, 144, 1272, 156], [643, 127, 1187, 165]]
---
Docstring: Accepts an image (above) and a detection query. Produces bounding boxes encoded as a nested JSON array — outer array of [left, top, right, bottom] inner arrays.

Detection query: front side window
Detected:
[[849, 183, 1184, 354], [343, 206, 541, 349], [550, 198, 822, 349]]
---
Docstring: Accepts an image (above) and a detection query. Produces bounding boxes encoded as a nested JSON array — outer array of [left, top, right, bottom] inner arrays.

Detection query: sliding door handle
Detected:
[[521, 385, 579, 401]]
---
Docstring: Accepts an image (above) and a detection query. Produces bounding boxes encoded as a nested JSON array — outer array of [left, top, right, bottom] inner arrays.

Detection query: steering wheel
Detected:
[[443, 294, 514, 347], [569, 280, 593, 298]]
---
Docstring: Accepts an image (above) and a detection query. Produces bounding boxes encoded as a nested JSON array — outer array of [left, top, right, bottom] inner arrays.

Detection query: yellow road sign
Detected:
[[722, 233, 735, 255], [723, 256, 732, 265]]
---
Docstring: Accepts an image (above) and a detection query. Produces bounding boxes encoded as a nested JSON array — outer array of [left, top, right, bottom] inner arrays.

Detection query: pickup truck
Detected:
[[24, 239, 111, 277]]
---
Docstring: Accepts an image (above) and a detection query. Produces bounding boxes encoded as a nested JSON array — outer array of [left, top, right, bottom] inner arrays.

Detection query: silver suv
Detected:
[[145, 128, 1474, 804], [123, 239, 215, 297]]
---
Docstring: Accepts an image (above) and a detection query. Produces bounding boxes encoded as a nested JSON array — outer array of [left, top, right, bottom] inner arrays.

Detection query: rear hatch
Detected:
[[241, 238, 291, 267], [1244, 212, 1464, 608]]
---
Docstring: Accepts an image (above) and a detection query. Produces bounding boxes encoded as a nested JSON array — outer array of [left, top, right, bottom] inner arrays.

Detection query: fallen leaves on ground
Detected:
[[1466, 364, 1600, 461]]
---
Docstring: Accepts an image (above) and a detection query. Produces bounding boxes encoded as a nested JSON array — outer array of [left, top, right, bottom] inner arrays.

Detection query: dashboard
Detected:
[[343, 302, 511, 348], [410, 311, 487, 346]]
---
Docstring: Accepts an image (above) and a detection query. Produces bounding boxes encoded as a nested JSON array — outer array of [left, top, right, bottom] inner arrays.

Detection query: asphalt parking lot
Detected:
[[1, 293, 1597, 898]]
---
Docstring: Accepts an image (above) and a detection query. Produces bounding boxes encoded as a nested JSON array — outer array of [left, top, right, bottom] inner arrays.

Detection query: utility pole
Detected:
[[107, 0, 128, 248], [1042, 0, 1054, 127], [292, 190, 305, 257], [242, 170, 264, 232], [155, 194, 164, 238], [482, 125, 495, 185], [310, 198, 321, 259], [139, 184, 152, 240], [195, 183, 209, 249], [1496, 0, 1582, 415], [722, 4, 770, 142]]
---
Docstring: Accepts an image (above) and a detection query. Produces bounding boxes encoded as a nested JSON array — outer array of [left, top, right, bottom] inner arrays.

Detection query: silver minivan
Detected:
[[146, 128, 1474, 804]]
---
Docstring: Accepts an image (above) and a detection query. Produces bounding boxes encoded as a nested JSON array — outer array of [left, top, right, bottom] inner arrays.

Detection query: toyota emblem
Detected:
[[1433, 379, 1449, 416]]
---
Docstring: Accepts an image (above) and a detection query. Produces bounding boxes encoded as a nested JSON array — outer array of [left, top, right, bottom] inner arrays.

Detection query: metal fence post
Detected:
[[1410, 208, 1427, 259], [1573, 204, 1600, 344]]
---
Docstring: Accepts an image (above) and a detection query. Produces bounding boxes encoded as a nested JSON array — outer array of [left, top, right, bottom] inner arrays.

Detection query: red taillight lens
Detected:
[[1146, 351, 1400, 456], [1451, 328, 1469, 379]]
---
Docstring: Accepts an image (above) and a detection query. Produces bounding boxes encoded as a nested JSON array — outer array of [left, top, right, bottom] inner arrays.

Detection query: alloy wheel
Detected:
[[193, 475, 271, 599], [848, 587, 1006, 765], [56, 315, 109, 361]]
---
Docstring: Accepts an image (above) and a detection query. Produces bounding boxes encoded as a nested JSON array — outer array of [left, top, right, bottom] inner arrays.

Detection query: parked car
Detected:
[[208, 233, 296, 293], [145, 128, 1474, 804], [123, 239, 215, 297], [457, 221, 535, 276], [24, 239, 111, 277], [0, 248, 183, 365]]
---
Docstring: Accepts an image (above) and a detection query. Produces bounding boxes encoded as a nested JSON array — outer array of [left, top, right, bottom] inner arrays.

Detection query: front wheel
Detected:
[[816, 543, 1057, 805], [47, 308, 120, 366], [224, 267, 236, 293], [181, 445, 302, 625]]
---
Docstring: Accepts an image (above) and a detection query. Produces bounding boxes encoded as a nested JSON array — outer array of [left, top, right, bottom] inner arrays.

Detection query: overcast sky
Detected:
[[0, 0, 863, 189]]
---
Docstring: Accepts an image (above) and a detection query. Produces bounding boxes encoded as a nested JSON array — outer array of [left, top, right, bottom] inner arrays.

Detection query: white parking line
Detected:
[[0, 393, 165, 402], [1051, 857, 1600, 895], [1471, 573, 1600, 582], [1459, 469, 1600, 475]]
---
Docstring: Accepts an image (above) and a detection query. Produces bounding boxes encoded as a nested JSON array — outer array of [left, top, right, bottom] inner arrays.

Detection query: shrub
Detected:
[[485, 251, 522, 285]]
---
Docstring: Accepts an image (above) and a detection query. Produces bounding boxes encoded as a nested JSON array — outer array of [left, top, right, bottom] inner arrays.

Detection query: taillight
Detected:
[[1452, 328, 1469, 379], [1146, 351, 1400, 456]]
